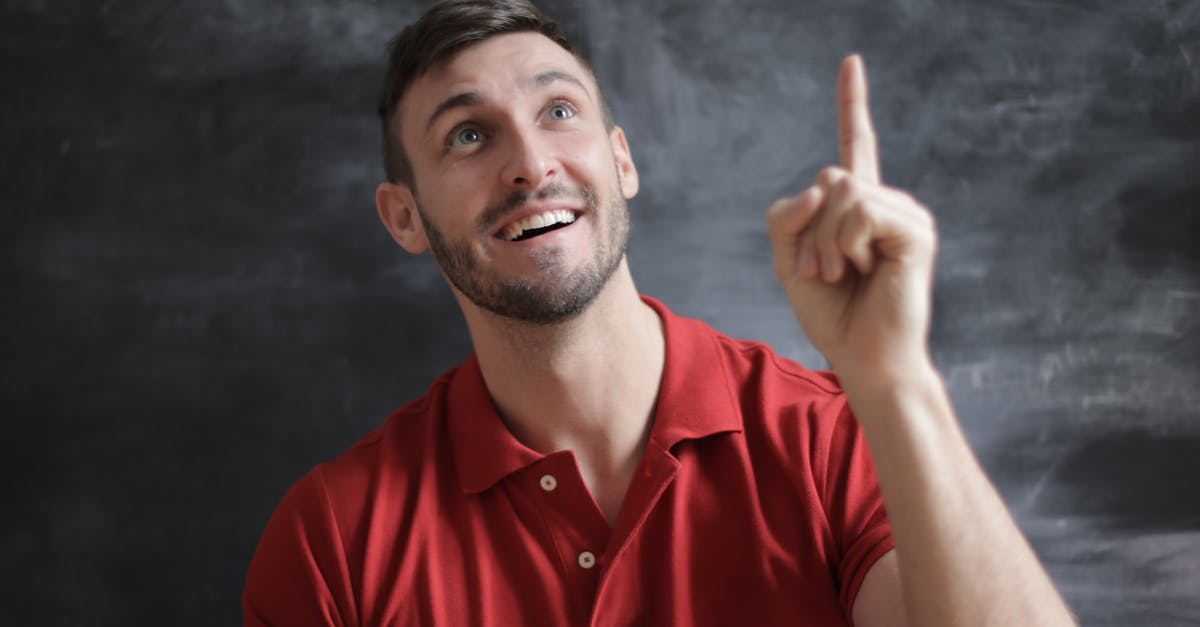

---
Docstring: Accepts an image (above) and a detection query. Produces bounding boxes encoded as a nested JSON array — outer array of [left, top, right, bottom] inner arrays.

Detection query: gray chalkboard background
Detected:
[[3, 0, 1198, 624]]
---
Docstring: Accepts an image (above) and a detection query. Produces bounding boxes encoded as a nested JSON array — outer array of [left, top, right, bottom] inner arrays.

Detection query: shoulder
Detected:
[[651, 297, 852, 450], [652, 298, 843, 401], [697, 323, 860, 481], [694, 317, 848, 421], [288, 364, 461, 525], [712, 331, 843, 398], [245, 366, 466, 624]]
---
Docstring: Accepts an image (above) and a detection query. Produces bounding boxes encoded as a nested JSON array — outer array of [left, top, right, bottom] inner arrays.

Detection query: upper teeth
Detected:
[[502, 209, 576, 241]]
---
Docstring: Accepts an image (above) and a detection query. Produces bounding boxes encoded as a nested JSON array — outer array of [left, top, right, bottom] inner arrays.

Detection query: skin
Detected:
[[378, 31, 1076, 626], [376, 32, 661, 526], [769, 56, 1076, 626]]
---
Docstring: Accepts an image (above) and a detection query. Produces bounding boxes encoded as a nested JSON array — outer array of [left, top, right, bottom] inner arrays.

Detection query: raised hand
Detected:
[[767, 55, 937, 382], [766, 57, 1081, 627]]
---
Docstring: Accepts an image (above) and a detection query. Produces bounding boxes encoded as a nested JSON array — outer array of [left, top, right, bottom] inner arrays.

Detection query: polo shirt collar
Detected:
[[447, 353, 544, 494], [447, 295, 743, 495], [641, 295, 743, 450]]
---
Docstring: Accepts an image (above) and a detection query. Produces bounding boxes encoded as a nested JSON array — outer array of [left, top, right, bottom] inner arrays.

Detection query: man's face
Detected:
[[394, 32, 638, 324]]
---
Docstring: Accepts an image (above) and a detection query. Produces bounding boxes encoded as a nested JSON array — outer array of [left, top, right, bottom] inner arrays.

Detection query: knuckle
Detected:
[[836, 175, 858, 195], [914, 215, 937, 245], [818, 166, 844, 187], [916, 206, 936, 229]]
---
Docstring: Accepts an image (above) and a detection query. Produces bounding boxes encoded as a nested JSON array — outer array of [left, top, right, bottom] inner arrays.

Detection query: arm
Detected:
[[767, 55, 1075, 627]]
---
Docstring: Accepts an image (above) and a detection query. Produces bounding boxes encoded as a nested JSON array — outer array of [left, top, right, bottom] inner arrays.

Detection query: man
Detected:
[[244, 0, 1077, 625]]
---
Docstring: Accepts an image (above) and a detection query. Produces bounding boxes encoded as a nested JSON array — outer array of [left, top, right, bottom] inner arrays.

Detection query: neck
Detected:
[[457, 260, 665, 523]]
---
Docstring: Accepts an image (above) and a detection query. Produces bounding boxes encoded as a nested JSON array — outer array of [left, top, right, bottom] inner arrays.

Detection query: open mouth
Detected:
[[500, 209, 578, 242]]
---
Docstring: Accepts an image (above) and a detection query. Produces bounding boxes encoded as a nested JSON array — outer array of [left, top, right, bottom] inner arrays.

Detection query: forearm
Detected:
[[839, 361, 1076, 627]]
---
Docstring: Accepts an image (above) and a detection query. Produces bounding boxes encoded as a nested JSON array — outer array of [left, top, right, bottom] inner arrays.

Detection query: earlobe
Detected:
[[375, 182, 430, 255], [609, 126, 640, 200]]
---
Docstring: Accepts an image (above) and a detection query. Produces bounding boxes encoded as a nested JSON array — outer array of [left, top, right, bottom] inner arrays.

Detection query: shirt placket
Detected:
[[589, 444, 682, 627], [519, 450, 612, 622]]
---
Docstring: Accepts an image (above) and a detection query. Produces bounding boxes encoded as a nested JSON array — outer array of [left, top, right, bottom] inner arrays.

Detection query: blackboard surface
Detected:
[[3, 0, 1197, 624]]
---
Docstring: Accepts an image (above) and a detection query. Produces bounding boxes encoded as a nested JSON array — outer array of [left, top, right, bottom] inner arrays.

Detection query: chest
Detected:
[[352, 442, 851, 627]]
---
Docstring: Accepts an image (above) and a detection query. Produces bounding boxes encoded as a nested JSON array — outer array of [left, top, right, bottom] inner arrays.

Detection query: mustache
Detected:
[[477, 183, 596, 233]]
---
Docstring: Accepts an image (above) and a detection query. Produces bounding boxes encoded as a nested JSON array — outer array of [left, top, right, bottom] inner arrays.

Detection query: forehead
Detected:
[[398, 32, 594, 132]]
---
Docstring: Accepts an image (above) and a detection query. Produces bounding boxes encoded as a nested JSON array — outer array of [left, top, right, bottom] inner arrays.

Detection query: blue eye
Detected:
[[547, 104, 575, 120], [451, 126, 482, 146]]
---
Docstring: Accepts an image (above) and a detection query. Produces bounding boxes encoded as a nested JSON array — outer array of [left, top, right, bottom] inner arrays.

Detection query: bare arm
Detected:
[[767, 55, 1075, 626]]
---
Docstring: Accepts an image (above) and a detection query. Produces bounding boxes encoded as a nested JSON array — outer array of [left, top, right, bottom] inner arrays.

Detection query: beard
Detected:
[[417, 181, 630, 326]]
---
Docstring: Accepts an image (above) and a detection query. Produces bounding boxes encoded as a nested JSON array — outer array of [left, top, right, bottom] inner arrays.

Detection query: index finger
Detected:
[[838, 54, 881, 183]]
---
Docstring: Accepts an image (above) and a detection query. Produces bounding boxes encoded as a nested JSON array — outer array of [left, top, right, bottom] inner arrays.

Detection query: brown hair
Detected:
[[377, 0, 612, 185]]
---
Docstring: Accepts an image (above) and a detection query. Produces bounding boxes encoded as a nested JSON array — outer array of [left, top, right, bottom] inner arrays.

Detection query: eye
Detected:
[[546, 103, 575, 120], [448, 126, 483, 147]]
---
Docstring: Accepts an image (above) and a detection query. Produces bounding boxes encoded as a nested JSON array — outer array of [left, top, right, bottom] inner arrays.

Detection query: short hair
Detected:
[[377, 0, 612, 186]]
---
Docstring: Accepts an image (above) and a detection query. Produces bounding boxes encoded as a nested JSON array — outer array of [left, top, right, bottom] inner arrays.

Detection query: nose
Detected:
[[500, 126, 557, 190]]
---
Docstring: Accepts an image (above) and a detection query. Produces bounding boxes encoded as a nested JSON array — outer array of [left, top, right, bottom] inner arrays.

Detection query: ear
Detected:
[[609, 126, 639, 200], [376, 182, 430, 255]]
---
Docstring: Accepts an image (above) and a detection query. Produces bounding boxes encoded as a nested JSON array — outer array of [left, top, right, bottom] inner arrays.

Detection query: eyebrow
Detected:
[[425, 92, 483, 134], [533, 69, 590, 95], [423, 69, 592, 135]]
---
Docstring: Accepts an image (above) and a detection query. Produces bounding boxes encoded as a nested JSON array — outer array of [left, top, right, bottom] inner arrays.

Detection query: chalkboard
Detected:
[[2, 0, 1197, 624]]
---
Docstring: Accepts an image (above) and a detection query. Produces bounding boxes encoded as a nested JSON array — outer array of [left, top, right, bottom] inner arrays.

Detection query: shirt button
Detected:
[[539, 474, 558, 492], [578, 551, 596, 569]]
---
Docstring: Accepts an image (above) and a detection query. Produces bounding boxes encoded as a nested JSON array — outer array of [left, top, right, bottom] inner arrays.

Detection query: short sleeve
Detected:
[[243, 467, 358, 627], [818, 399, 895, 616]]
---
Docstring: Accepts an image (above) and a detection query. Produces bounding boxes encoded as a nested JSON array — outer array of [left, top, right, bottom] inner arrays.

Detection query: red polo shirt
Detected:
[[244, 297, 893, 626]]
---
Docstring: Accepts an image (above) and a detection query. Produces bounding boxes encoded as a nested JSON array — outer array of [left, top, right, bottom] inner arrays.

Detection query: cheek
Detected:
[[557, 134, 618, 184], [414, 184, 475, 236]]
